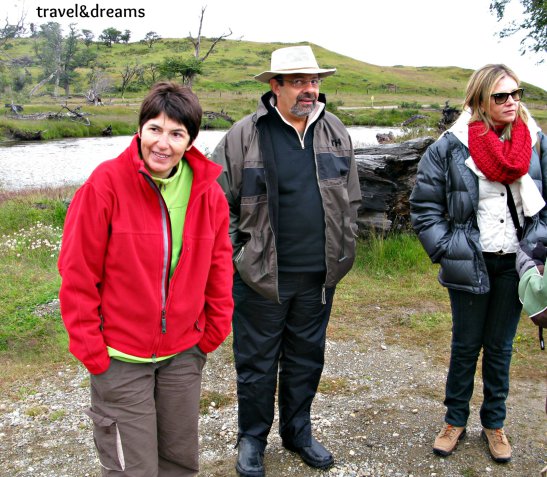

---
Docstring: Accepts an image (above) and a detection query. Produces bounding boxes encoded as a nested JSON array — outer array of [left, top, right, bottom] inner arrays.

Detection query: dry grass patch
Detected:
[[398, 384, 445, 402], [318, 376, 367, 395], [25, 405, 49, 417], [200, 390, 235, 415]]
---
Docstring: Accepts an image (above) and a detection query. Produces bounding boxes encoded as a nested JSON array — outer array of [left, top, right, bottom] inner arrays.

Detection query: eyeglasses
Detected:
[[280, 78, 322, 88], [491, 88, 524, 105]]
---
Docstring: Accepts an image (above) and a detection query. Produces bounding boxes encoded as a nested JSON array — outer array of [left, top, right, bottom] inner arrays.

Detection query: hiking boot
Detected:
[[481, 427, 512, 463], [433, 423, 466, 456], [236, 437, 264, 477], [283, 437, 334, 469]]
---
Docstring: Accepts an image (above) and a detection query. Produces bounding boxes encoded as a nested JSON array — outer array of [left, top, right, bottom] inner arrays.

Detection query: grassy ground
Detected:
[[1, 187, 544, 400]]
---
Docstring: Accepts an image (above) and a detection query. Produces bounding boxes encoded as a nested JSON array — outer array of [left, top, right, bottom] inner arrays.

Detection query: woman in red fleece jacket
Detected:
[[58, 82, 233, 476]]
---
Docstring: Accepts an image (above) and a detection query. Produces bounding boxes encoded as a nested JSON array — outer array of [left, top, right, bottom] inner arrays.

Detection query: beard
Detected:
[[290, 92, 317, 117]]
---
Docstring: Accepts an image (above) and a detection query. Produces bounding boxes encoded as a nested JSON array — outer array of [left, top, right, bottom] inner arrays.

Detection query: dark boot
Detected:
[[283, 436, 334, 469], [236, 437, 265, 477]]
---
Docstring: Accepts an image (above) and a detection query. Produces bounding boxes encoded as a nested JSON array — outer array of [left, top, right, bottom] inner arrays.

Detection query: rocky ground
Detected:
[[1, 320, 546, 477]]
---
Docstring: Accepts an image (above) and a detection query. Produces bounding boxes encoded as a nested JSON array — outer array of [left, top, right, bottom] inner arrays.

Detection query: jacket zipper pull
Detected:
[[161, 309, 166, 334], [321, 285, 326, 305]]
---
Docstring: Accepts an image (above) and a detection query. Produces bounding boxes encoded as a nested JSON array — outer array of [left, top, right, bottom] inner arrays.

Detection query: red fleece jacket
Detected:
[[58, 135, 233, 374]]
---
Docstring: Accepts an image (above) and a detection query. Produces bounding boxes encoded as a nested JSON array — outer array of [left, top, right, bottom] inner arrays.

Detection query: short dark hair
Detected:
[[139, 82, 202, 143]]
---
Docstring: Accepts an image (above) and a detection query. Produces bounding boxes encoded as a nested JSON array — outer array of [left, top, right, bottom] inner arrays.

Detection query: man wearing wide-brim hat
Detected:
[[212, 45, 361, 477]]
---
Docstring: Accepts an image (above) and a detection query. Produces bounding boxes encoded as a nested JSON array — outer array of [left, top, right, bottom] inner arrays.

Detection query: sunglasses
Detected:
[[491, 88, 524, 105]]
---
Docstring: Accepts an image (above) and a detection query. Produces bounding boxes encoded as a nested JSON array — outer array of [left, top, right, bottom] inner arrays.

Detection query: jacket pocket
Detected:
[[439, 227, 480, 288], [84, 408, 126, 471]]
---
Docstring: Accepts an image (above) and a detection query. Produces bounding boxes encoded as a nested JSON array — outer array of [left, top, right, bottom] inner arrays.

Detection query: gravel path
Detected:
[[1, 335, 546, 477]]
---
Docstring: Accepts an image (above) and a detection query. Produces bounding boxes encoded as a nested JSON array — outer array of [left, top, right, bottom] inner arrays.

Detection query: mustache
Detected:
[[296, 92, 317, 101]]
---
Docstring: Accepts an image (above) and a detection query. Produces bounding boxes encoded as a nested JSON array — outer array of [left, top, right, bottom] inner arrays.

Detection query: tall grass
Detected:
[[354, 231, 432, 275], [0, 116, 137, 140], [0, 188, 71, 357]]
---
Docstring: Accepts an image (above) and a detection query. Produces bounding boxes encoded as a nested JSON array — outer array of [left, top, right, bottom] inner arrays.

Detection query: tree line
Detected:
[[0, 6, 231, 103], [0, 1, 544, 105]]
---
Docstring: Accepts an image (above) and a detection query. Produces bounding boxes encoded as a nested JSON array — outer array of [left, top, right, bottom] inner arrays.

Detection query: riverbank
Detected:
[[3, 102, 546, 146], [0, 91, 447, 144]]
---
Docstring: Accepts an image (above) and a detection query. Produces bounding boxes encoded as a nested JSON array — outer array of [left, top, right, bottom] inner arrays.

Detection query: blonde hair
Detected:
[[464, 64, 527, 139]]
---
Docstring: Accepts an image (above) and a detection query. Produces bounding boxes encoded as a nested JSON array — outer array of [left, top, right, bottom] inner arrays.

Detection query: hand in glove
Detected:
[[516, 240, 547, 278]]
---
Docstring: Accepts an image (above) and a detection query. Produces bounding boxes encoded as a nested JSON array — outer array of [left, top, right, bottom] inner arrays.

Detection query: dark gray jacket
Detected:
[[410, 114, 547, 294], [211, 92, 361, 302]]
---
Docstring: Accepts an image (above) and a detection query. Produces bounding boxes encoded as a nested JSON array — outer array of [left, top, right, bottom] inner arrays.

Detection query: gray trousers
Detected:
[[85, 345, 206, 477]]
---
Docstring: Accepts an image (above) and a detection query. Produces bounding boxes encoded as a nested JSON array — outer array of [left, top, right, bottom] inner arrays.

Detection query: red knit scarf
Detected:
[[468, 118, 531, 184]]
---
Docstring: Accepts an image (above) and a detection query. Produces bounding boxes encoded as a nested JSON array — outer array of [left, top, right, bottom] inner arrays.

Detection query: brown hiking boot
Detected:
[[481, 428, 512, 463], [433, 423, 466, 456]]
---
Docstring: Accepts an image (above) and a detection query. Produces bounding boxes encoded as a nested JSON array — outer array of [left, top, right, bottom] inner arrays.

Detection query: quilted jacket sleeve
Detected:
[[409, 138, 452, 263]]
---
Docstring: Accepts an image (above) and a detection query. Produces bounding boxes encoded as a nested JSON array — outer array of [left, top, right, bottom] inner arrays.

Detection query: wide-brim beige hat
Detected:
[[254, 45, 336, 83]]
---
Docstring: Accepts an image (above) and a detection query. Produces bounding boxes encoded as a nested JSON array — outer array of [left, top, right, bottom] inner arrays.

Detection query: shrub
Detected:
[[400, 101, 422, 109]]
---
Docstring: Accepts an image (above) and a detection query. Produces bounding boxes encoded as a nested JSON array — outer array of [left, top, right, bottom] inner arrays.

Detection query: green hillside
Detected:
[[1, 36, 546, 138]]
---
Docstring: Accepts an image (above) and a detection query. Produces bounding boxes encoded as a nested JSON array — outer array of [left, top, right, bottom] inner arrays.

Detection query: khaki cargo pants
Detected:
[[85, 345, 206, 476]]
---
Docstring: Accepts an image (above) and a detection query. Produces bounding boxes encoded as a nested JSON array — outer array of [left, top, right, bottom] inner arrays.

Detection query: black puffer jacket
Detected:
[[410, 117, 547, 294]]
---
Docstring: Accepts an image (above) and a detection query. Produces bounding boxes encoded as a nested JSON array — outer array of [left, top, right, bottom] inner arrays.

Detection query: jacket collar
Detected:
[[125, 134, 222, 199], [447, 105, 541, 148], [448, 107, 545, 215], [257, 90, 327, 123], [447, 108, 471, 147]]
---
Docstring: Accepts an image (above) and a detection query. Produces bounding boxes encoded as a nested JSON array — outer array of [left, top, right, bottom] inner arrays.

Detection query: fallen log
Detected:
[[8, 128, 44, 140], [5, 104, 91, 125], [355, 136, 435, 236], [203, 110, 235, 124]]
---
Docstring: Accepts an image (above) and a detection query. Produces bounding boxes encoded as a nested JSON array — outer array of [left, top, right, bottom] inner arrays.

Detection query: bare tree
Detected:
[[189, 6, 232, 61], [0, 10, 26, 66], [29, 71, 56, 96], [144, 63, 161, 85], [86, 68, 111, 105], [0, 11, 26, 49], [119, 63, 143, 99], [185, 6, 232, 87]]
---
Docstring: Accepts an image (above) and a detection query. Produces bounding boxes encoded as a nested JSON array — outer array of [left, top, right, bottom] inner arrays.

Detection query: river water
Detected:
[[0, 126, 400, 191]]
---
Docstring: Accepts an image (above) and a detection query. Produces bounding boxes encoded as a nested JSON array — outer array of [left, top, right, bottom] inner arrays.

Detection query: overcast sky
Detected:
[[6, 0, 547, 90]]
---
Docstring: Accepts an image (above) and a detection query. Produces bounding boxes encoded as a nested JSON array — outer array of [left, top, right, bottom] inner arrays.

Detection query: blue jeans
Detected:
[[444, 252, 522, 429]]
